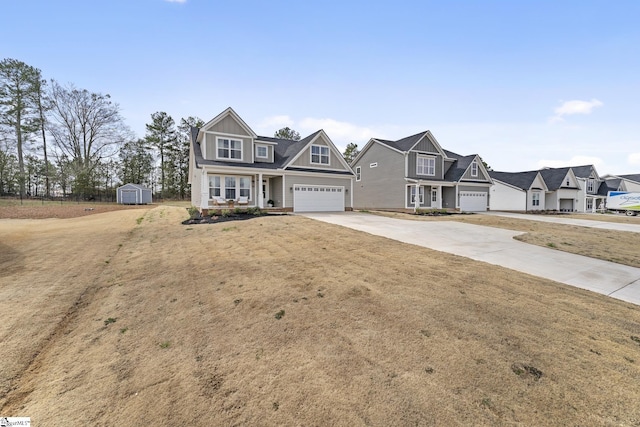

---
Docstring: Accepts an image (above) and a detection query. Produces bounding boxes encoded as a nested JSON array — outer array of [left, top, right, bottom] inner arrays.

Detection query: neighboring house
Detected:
[[538, 167, 582, 212], [351, 131, 493, 211], [117, 183, 152, 205], [602, 174, 640, 192], [571, 165, 607, 212], [489, 164, 608, 213], [189, 107, 354, 213], [488, 171, 548, 211]]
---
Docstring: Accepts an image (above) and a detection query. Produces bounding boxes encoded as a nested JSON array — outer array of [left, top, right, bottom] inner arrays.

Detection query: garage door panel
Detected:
[[294, 185, 344, 212], [121, 190, 137, 204], [460, 191, 487, 212]]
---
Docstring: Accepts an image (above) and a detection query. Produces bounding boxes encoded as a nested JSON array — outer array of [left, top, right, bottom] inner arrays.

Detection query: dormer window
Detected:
[[565, 178, 570, 186], [311, 145, 329, 165], [587, 179, 595, 192], [471, 160, 478, 177], [217, 137, 242, 160], [255, 145, 268, 159]]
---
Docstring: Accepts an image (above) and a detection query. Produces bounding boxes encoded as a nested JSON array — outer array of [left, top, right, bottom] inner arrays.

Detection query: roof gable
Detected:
[[571, 164, 600, 180], [540, 167, 578, 190], [201, 107, 257, 138], [282, 130, 354, 172]]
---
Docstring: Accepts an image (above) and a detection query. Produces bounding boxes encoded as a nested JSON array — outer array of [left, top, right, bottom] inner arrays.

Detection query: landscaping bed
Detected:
[[182, 207, 273, 224]]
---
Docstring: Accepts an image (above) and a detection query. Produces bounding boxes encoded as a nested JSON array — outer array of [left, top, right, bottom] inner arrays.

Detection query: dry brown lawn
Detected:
[[372, 211, 640, 268], [0, 199, 149, 219], [1, 206, 640, 426]]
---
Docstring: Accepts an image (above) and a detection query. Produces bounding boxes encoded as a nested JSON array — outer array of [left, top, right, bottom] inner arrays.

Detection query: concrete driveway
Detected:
[[480, 211, 640, 233], [302, 212, 640, 306]]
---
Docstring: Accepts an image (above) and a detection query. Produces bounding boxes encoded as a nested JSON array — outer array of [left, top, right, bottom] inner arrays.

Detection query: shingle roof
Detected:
[[597, 179, 619, 196], [570, 165, 596, 179], [489, 170, 541, 190], [619, 174, 640, 184], [444, 154, 476, 181], [539, 167, 573, 190], [190, 128, 324, 170], [375, 132, 426, 152]]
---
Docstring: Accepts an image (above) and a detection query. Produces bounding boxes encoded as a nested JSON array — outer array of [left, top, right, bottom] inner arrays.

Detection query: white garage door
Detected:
[[459, 191, 487, 212], [293, 185, 345, 212]]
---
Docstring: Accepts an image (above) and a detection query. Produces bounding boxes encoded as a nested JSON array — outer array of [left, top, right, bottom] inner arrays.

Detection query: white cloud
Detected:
[[298, 117, 378, 144], [535, 155, 604, 170], [165, 0, 187, 3], [549, 99, 603, 123], [628, 153, 640, 166], [257, 115, 294, 130]]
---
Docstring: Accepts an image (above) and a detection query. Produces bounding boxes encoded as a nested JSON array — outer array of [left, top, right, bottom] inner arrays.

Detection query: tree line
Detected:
[[0, 58, 203, 201]]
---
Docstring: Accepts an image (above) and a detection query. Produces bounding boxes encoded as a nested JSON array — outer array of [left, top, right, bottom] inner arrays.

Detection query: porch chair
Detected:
[[237, 196, 249, 206], [211, 196, 227, 207]]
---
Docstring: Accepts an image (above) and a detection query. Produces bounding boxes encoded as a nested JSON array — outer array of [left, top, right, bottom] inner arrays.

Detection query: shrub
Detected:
[[187, 205, 200, 219]]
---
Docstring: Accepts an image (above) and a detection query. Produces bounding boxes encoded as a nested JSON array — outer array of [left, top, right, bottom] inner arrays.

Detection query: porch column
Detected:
[[437, 186, 442, 209], [414, 182, 419, 212], [258, 173, 264, 208], [200, 170, 209, 210]]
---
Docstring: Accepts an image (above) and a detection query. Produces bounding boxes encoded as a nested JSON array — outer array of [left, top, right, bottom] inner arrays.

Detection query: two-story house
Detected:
[[351, 131, 493, 211], [189, 108, 355, 214]]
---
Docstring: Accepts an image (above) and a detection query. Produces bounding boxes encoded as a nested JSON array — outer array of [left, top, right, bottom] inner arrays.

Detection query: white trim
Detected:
[[215, 136, 243, 161], [310, 144, 330, 165], [350, 138, 403, 166], [407, 131, 447, 158], [416, 155, 435, 176], [254, 140, 278, 145], [284, 130, 354, 173], [355, 166, 361, 181], [255, 144, 269, 159], [201, 107, 257, 138], [369, 162, 378, 168], [208, 174, 252, 201], [471, 160, 478, 177]]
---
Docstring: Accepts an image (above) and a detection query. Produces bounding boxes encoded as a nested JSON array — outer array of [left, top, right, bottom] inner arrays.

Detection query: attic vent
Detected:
[[370, 162, 378, 168]]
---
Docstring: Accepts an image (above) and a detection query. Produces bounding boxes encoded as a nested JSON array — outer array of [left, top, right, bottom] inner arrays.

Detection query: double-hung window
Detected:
[[311, 145, 329, 165], [239, 177, 250, 198], [411, 186, 424, 204], [417, 156, 435, 176], [209, 175, 252, 201], [355, 166, 361, 181], [209, 176, 221, 199], [225, 177, 236, 199], [471, 160, 478, 177], [532, 192, 540, 206], [255, 145, 268, 159], [217, 138, 242, 160], [587, 179, 595, 193]]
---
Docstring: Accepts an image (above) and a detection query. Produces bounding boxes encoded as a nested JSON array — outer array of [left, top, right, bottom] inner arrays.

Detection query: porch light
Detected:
[[290, 187, 293, 192]]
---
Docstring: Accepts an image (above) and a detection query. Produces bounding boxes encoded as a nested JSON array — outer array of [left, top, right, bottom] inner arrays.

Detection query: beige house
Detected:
[[189, 107, 354, 213]]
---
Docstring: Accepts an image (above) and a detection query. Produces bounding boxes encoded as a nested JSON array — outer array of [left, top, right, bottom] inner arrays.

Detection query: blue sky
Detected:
[[3, 0, 639, 175]]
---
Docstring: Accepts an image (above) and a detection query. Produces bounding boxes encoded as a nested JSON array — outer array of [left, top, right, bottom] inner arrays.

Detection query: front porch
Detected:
[[199, 170, 285, 212], [405, 182, 444, 210]]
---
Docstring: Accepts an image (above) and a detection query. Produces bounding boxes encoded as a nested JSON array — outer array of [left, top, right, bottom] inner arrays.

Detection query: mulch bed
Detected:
[[182, 212, 275, 225]]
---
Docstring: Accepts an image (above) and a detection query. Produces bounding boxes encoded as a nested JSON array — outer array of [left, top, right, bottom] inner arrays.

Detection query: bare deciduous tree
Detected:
[[48, 80, 129, 197]]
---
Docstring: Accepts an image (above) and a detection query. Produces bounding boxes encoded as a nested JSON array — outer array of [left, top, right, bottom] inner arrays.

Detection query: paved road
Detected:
[[480, 211, 640, 233], [302, 212, 640, 306]]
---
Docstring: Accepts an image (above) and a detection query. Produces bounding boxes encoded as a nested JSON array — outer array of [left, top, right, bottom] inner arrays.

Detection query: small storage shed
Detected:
[[117, 183, 152, 205]]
